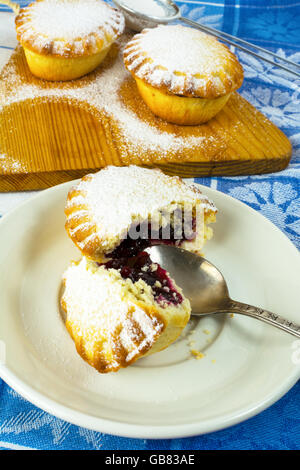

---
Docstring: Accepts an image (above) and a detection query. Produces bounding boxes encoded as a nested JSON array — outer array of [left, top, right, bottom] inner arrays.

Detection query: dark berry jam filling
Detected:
[[101, 252, 183, 306], [109, 219, 196, 259]]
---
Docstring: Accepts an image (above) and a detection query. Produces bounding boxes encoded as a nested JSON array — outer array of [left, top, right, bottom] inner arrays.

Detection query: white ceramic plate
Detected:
[[0, 181, 299, 439]]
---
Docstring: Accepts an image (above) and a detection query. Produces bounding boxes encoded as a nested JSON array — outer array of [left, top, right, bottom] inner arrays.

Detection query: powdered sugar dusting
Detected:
[[124, 25, 243, 97], [16, 0, 125, 56], [0, 37, 210, 156], [69, 165, 216, 250], [0, 153, 29, 173], [62, 257, 164, 369]]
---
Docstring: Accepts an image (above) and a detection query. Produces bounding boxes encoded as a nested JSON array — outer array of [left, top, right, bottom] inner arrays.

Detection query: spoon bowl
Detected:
[[147, 245, 230, 314], [147, 245, 300, 338]]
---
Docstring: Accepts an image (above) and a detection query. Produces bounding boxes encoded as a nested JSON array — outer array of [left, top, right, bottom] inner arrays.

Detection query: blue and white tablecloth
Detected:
[[0, 0, 299, 450]]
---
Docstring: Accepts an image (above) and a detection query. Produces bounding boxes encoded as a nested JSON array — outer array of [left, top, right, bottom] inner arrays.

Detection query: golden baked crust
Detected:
[[134, 76, 232, 125], [124, 25, 244, 99], [65, 174, 101, 259], [15, 0, 125, 58], [61, 257, 191, 373], [64, 166, 217, 261]]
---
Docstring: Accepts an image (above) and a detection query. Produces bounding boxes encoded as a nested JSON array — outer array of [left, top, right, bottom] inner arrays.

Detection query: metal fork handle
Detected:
[[181, 16, 300, 79], [226, 299, 300, 338]]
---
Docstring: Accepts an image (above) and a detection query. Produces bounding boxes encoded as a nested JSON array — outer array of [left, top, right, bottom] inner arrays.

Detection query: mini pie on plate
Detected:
[[61, 255, 191, 373], [63, 165, 217, 373], [65, 165, 217, 263], [123, 25, 244, 125], [15, 0, 125, 81]]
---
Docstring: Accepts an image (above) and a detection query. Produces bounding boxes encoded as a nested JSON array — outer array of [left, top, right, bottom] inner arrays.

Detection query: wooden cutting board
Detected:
[[0, 39, 292, 192]]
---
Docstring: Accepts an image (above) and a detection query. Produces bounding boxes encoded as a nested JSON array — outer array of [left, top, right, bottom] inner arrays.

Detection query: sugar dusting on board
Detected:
[[0, 153, 27, 173], [0, 36, 210, 157]]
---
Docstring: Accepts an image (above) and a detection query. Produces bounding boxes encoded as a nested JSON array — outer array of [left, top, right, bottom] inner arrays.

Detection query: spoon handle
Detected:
[[227, 300, 300, 338]]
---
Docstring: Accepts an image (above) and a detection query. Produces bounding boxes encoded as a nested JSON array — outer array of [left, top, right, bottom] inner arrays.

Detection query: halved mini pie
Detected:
[[123, 25, 244, 125], [65, 165, 217, 263], [61, 255, 191, 373], [15, 0, 125, 81]]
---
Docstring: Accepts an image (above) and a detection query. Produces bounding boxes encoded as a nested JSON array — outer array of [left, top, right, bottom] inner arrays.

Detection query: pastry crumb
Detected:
[[211, 359, 216, 364], [230, 313, 234, 318], [203, 329, 210, 335], [190, 349, 205, 360], [150, 263, 158, 272]]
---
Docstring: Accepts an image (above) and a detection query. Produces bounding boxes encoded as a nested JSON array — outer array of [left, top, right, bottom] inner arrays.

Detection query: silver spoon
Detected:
[[112, 0, 300, 78], [147, 245, 300, 338]]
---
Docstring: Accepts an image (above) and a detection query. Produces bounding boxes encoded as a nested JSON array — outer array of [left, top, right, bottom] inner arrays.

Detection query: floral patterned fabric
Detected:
[[0, 0, 299, 450]]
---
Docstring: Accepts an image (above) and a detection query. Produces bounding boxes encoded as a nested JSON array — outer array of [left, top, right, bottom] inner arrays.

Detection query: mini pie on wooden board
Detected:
[[15, 0, 125, 81], [124, 25, 244, 125], [0, 3, 292, 189]]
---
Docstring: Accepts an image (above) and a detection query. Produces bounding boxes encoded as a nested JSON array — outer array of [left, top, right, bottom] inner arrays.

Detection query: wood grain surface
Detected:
[[0, 43, 292, 191]]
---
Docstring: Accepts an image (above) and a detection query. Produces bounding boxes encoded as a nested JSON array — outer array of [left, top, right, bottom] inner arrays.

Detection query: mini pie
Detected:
[[15, 0, 125, 81], [123, 25, 244, 125], [65, 165, 217, 263], [61, 255, 191, 373]]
